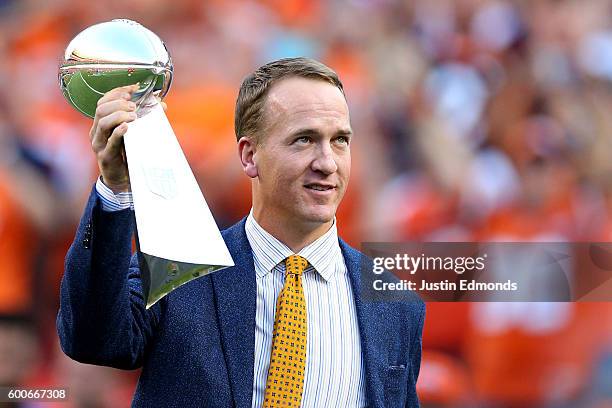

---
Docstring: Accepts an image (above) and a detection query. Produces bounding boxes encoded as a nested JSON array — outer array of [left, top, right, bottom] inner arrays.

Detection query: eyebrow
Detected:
[[290, 128, 353, 138]]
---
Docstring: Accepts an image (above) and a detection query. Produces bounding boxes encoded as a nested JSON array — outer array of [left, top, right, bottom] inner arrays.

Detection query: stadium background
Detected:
[[1, 0, 612, 406]]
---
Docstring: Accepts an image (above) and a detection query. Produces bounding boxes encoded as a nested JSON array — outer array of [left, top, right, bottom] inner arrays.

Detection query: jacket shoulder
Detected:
[[220, 217, 248, 244], [339, 238, 425, 311]]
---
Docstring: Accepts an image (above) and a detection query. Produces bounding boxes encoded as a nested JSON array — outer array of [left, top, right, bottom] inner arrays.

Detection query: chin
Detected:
[[300, 207, 335, 224]]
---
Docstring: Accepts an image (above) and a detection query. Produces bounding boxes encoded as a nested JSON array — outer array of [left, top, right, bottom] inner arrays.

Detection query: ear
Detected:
[[238, 136, 258, 178]]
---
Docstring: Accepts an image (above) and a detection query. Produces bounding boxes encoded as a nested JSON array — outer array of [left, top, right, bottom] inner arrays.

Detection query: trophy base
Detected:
[[138, 251, 228, 309]]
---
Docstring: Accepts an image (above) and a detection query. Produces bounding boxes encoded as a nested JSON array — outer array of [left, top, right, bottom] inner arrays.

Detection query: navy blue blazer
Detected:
[[57, 188, 425, 407]]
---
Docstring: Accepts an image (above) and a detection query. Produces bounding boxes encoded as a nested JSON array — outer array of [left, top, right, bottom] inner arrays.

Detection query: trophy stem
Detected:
[[124, 103, 234, 308]]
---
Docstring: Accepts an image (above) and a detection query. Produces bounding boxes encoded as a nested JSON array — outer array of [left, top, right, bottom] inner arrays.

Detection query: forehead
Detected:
[[262, 77, 350, 131]]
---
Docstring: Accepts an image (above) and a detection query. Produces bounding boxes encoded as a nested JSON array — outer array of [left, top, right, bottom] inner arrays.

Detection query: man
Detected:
[[57, 57, 425, 407]]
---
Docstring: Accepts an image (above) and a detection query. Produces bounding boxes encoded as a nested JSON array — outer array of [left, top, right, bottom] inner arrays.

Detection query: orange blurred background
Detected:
[[1, 0, 612, 407]]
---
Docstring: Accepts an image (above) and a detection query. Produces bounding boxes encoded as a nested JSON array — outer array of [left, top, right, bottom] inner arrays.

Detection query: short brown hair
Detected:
[[234, 57, 345, 142]]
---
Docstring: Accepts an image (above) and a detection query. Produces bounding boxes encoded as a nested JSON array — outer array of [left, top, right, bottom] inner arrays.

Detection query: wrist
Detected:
[[100, 176, 130, 193]]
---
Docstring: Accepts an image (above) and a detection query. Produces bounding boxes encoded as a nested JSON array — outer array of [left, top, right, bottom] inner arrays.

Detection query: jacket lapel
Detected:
[[212, 219, 257, 408], [340, 239, 387, 408]]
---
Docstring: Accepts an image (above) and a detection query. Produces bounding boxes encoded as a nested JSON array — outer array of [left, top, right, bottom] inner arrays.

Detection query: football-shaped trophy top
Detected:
[[59, 19, 173, 118]]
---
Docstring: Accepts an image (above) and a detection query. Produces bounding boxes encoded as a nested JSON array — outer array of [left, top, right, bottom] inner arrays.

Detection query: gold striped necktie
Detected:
[[263, 255, 308, 407]]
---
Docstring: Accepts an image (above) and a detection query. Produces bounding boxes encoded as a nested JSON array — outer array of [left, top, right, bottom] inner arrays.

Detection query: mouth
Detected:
[[304, 183, 336, 193]]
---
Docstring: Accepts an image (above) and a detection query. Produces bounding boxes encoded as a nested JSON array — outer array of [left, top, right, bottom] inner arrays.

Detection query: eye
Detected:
[[294, 136, 311, 144], [335, 136, 350, 145]]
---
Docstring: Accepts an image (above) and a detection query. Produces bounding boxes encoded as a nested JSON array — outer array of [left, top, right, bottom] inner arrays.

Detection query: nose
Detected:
[[311, 143, 338, 175]]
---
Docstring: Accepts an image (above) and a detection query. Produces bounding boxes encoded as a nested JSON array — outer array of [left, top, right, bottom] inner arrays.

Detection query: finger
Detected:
[[92, 111, 137, 151], [96, 84, 140, 107], [105, 122, 128, 156], [98, 110, 137, 135], [95, 99, 137, 120], [92, 85, 139, 135], [152, 95, 167, 111], [94, 100, 136, 132]]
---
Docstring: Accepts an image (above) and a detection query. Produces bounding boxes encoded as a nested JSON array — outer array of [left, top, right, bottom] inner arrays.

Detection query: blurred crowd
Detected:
[[1, 0, 612, 406]]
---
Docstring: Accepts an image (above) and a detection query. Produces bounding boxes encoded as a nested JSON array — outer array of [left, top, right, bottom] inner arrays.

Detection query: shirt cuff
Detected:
[[95, 177, 134, 212]]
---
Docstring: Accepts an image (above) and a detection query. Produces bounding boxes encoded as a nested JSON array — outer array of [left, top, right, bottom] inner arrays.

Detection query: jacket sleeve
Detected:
[[56, 186, 163, 369]]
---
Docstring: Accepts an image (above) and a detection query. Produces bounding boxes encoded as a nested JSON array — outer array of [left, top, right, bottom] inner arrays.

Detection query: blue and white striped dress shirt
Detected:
[[96, 179, 367, 407], [245, 213, 366, 408], [96, 177, 134, 211]]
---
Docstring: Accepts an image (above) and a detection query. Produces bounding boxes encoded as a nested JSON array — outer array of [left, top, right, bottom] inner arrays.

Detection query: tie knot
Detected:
[[285, 255, 308, 276]]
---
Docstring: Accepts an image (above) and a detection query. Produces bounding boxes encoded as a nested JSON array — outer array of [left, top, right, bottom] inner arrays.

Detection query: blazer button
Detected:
[[83, 221, 92, 248]]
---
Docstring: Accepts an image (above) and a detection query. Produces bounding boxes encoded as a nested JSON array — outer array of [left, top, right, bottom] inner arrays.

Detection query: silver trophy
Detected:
[[59, 19, 234, 308]]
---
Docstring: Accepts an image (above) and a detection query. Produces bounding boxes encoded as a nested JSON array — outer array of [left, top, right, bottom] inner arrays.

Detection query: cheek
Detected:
[[257, 149, 313, 190], [338, 154, 351, 181], [259, 161, 291, 191]]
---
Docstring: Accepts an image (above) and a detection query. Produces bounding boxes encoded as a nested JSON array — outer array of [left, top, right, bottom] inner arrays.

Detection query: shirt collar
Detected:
[[245, 210, 340, 282]]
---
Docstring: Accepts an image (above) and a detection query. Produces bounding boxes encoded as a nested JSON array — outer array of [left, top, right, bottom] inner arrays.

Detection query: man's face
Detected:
[[248, 77, 352, 231]]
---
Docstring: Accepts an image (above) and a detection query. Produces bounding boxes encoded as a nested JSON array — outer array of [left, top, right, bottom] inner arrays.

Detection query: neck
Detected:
[[251, 207, 333, 253]]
